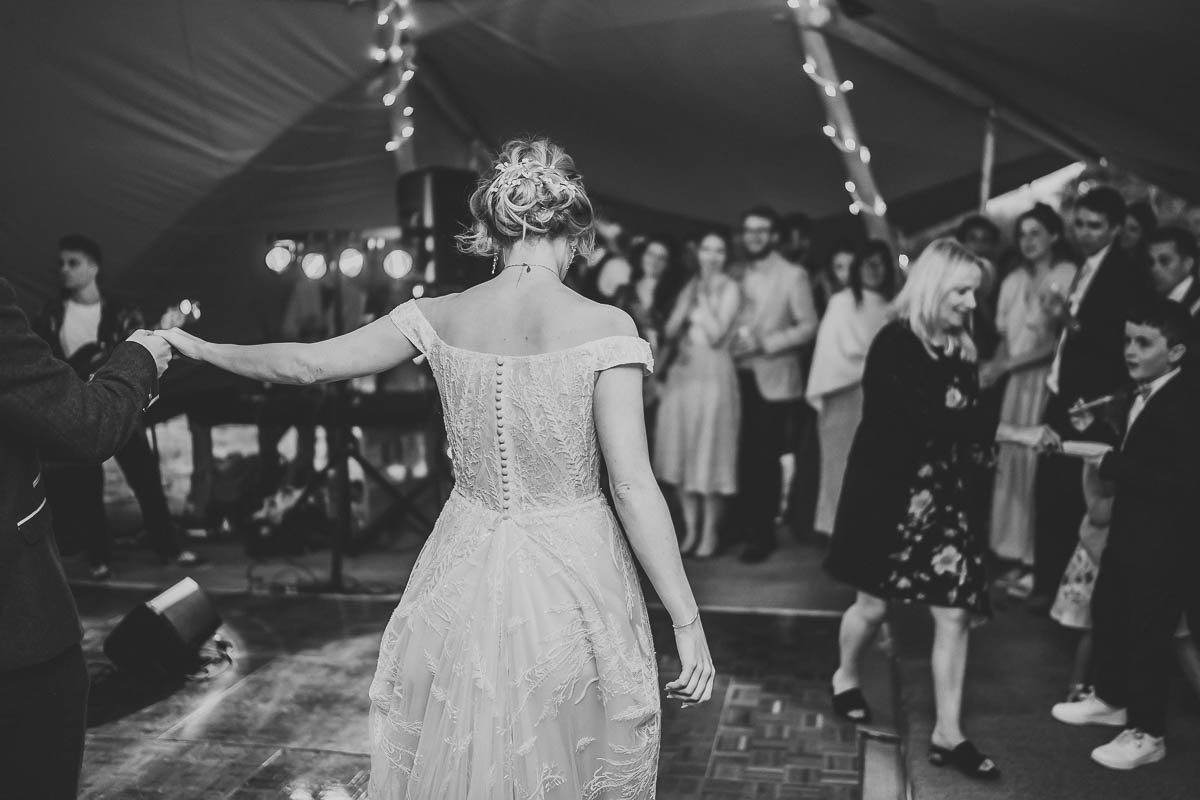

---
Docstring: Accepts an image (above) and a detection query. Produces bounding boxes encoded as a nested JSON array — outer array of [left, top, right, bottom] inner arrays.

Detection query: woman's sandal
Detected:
[[830, 687, 872, 724], [928, 740, 1000, 780]]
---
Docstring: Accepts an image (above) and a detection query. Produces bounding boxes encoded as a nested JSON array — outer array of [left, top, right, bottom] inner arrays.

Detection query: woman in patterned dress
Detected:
[[824, 239, 1060, 780], [157, 138, 715, 799]]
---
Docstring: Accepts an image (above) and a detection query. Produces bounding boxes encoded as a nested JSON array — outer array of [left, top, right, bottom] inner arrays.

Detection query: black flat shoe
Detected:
[[830, 687, 872, 724], [929, 740, 1000, 780]]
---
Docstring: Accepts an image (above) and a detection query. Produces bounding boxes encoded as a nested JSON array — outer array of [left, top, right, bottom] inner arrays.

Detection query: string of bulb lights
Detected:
[[787, 0, 888, 219], [264, 234, 415, 283], [369, 0, 418, 153]]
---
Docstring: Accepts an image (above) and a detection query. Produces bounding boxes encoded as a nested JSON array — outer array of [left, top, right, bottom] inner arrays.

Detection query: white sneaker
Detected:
[[1051, 692, 1128, 726], [1091, 728, 1165, 770]]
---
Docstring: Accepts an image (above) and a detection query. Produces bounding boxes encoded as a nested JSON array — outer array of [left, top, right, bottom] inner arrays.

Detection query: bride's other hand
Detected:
[[155, 327, 208, 361], [666, 620, 715, 707]]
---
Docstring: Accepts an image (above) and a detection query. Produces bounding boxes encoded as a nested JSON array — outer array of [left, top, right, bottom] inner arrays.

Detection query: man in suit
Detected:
[[1145, 226, 1200, 362], [1050, 298, 1200, 769], [730, 205, 818, 563], [1031, 187, 1151, 604], [0, 276, 171, 798], [33, 234, 199, 578]]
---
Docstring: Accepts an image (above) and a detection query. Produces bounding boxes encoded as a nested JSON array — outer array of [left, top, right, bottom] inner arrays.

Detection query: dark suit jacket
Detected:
[[1098, 374, 1200, 570], [1053, 246, 1152, 438], [0, 278, 158, 671]]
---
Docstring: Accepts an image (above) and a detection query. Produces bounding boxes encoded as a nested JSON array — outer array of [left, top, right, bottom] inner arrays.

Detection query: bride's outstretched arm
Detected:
[[156, 317, 420, 385]]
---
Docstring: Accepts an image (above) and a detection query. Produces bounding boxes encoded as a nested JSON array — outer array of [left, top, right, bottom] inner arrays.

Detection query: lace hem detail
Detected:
[[591, 336, 654, 376]]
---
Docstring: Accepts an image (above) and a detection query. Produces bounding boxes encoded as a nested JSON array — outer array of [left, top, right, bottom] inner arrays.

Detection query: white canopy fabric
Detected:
[[3, 0, 1196, 338]]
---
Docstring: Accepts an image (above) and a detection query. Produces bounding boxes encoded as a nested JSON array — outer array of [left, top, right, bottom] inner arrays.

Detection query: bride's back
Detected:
[[420, 280, 619, 358]]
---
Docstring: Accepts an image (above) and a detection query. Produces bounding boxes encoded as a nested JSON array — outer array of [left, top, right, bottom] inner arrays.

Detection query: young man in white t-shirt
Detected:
[[34, 235, 201, 578]]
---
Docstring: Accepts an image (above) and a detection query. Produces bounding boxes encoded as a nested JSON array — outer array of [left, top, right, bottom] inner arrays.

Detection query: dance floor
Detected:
[[76, 587, 862, 800]]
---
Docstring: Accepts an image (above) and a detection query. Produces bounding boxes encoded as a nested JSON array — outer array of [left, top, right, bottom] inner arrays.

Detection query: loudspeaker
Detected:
[[103, 578, 222, 675], [395, 167, 488, 289]]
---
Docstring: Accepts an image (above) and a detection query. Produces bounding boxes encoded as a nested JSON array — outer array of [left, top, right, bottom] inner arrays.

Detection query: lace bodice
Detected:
[[389, 300, 654, 514]]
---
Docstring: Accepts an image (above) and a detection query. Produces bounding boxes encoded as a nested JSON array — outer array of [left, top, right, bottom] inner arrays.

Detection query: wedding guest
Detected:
[[1120, 200, 1157, 255], [980, 204, 1078, 596], [1051, 298, 1200, 771], [729, 205, 818, 563], [628, 235, 686, 353], [779, 212, 814, 267], [955, 214, 1002, 360], [825, 238, 1060, 781], [805, 239, 896, 538], [1032, 188, 1151, 607], [812, 238, 857, 318], [654, 230, 742, 558]]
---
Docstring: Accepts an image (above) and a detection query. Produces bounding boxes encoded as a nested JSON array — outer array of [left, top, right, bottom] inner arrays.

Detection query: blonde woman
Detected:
[[158, 138, 713, 799], [824, 238, 1059, 781]]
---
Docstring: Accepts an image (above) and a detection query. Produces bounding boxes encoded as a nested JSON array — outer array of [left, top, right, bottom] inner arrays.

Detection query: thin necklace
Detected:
[[503, 262, 561, 285]]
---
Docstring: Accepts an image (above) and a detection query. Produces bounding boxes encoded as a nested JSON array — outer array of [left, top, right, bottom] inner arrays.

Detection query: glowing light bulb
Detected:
[[859, 146, 872, 163], [369, 46, 387, 63], [265, 243, 294, 273], [844, 137, 857, 151], [388, 45, 404, 62], [397, 18, 411, 30], [338, 248, 364, 278], [401, 69, 415, 81], [844, 180, 856, 193], [822, 124, 836, 137], [385, 138, 401, 152], [301, 253, 327, 280], [849, 202, 861, 215], [383, 249, 413, 279], [382, 93, 396, 106], [788, 0, 801, 8], [874, 198, 888, 215], [401, 125, 415, 138], [403, 105, 414, 116], [803, 59, 816, 75], [899, 254, 910, 268], [377, 12, 389, 24], [824, 85, 837, 97], [412, 284, 426, 299], [840, 80, 854, 91]]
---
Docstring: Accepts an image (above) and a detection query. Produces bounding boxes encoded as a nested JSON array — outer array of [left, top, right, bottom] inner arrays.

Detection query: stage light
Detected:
[[411, 284, 425, 298], [385, 463, 408, 482], [265, 241, 295, 272], [338, 248, 364, 278], [382, 249, 413, 279], [301, 252, 327, 280]]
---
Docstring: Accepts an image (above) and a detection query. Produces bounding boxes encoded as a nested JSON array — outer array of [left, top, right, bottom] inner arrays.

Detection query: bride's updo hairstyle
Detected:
[[457, 137, 596, 260]]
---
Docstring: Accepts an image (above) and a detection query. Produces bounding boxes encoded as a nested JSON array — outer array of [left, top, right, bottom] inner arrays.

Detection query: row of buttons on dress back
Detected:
[[496, 356, 510, 510]]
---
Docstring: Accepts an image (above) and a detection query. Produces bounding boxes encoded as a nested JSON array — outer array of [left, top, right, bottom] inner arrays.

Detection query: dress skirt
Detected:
[[989, 364, 1051, 564], [814, 384, 863, 535], [653, 339, 740, 495]]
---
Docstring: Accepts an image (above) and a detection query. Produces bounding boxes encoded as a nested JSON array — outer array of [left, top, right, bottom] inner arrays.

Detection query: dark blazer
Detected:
[[1055, 245, 1151, 422], [1098, 373, 1200, 568], [33, 293, 144, 378], [0, 279, 158, 671], [825, 321, 997, 593]]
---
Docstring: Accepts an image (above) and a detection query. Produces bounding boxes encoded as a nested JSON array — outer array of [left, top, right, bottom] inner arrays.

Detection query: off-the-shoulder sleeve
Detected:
[[592, 336, 654, 376], [388, 299, 433, 355]]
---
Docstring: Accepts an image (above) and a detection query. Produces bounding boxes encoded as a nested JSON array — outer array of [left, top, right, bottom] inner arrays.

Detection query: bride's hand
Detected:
[[155, 327, 209, 361], [666, 619, 715, 708]]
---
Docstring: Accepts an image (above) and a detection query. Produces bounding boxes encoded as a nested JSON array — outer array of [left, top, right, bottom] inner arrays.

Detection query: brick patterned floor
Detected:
[[77, 589, 857, 799]]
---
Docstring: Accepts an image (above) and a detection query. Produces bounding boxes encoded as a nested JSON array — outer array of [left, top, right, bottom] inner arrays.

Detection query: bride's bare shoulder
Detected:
[[562, 294, 638, 340]]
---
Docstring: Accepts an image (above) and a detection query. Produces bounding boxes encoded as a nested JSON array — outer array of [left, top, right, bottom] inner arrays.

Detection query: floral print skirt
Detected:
[[883, 443, 991, 617]]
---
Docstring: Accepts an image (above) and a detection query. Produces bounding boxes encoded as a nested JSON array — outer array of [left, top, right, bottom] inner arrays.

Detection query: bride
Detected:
[[158, 137, 714, 799]]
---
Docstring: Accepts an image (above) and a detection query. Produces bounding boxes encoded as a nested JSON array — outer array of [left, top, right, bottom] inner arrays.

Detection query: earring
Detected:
[[568, 243, 578, 265], [492, 252, 499, 275]]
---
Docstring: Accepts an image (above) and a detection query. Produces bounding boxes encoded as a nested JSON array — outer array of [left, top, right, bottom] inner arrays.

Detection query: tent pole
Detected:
[[789, 6, 894, 246], [979, 109, 997, 212]]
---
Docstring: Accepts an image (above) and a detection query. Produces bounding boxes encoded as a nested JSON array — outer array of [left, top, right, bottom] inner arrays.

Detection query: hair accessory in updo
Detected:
[[457, 137, 595, 260]]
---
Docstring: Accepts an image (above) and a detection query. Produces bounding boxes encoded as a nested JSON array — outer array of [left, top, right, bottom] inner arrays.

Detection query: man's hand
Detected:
[[1068, 399, 1096, 433], [730, 326, 762, 357], [125, 330, 172, 377], [1032, 425, 1062, 453], [979, 360, 1006, 389]]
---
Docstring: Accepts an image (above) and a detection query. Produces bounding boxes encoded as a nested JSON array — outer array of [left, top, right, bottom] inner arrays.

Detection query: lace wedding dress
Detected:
[[368, 300, 662, 799]]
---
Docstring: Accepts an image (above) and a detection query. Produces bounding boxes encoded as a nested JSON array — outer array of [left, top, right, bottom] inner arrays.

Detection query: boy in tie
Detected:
[[1050, 297, 1200, 769]]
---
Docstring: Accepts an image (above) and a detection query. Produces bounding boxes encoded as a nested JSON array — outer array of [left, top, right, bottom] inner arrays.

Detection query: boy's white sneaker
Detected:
[[1091, 728, 1166, 770], [1051, 692, 1128, 726]]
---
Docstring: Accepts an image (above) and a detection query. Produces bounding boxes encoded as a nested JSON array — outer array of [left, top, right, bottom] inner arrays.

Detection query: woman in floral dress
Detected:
[[824, 239, 1059, 781]]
